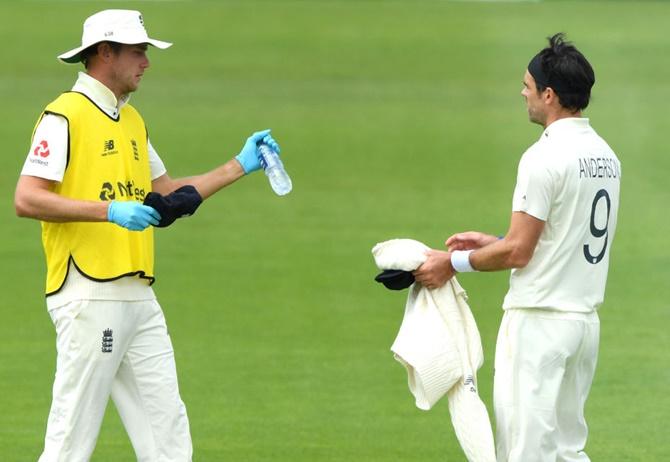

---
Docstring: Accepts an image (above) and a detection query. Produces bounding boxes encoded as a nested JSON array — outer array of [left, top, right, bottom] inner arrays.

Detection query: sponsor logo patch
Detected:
[[33, 140, 50, 158], [99, 180, 146, 201], [131, 139, 139, 161], [102, 329, 113, 353], [102, 139, 118, 157]]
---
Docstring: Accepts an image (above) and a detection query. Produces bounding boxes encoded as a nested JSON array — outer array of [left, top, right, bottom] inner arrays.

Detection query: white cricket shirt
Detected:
[[503, 118, 621, 313]]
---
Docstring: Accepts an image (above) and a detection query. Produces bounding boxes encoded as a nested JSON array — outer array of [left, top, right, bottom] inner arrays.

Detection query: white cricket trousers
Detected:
[[494, 309, 599, 462], [39, 299, 192, 462]]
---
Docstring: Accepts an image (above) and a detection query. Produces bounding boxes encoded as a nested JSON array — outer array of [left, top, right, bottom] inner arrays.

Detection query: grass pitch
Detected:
[[1, 1, 668, 460]]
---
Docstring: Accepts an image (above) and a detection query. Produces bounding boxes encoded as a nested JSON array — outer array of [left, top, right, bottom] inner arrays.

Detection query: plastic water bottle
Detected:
[[258, 142, 292, 196]]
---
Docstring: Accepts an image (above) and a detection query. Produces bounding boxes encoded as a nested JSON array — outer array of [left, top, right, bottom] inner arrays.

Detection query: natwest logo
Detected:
[[99, 182, 116, 201], [99, 180, 147, 201], [33, 140, 50, 158]]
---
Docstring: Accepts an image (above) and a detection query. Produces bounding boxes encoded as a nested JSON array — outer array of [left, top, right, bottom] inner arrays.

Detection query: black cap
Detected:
[[374, 269, 415, 291], [143, 185, 203, 228]]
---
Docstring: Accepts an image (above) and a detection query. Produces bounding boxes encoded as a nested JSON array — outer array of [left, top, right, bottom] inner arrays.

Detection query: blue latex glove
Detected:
[[108, 201, 161, 231], [235, 129, 282, 174]]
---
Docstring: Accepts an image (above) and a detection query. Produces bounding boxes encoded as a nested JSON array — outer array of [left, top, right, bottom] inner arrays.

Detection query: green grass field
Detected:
[[1, 0, 668, 460]]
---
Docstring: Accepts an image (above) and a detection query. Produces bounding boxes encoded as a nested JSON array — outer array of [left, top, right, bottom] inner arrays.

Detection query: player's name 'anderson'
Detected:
[[578, 156, 620, 179]]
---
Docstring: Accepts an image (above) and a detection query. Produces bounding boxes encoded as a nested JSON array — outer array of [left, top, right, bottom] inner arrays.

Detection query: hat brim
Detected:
[[57, 38, 172, 64]]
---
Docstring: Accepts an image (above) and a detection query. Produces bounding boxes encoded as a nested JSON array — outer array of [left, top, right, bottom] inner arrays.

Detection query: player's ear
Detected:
[[544, 87, 557, 105], [96, 42, 116, 62]]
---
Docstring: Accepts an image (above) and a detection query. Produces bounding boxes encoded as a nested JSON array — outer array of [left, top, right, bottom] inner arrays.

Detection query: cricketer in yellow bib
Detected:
[[40, 91, 154, 294], [16, 10, 284, 460]]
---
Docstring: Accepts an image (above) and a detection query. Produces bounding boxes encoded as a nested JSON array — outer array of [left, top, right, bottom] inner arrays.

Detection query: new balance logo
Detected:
[[102, 329, 113, 353], [102, 140, 118, 157]]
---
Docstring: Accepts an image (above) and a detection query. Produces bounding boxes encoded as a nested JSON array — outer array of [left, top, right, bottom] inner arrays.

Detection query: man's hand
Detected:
[[446, 231, 499, 251], [234, 129, 281, 174], [413, 250, 455, 290], [108, 201, 161, 231]]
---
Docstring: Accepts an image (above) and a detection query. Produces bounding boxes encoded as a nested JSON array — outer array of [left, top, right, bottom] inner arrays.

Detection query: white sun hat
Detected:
[[58, 9, 172, 64]]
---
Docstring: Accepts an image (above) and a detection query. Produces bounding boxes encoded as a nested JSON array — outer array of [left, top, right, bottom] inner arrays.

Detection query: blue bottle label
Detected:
[[258, 144, 272, 170]]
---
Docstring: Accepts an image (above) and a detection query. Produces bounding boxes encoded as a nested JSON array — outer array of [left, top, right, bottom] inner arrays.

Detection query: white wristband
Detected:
[[451, 250, 477, 273]]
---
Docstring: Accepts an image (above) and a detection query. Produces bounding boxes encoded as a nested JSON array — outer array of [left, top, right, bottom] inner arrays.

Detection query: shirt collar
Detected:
[[541, 117, 590, 139], [71, 72, 130, 119]]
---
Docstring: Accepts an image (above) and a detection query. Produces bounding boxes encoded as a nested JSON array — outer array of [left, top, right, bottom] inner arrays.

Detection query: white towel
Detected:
[[372, 239, 496, 462]]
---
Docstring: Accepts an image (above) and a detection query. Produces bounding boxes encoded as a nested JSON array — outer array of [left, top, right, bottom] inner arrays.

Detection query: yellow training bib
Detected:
[[40, 92, 154, 295]]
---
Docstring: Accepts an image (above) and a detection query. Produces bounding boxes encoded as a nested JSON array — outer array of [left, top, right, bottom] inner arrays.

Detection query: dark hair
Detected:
[[80, 41, 123, 69], [532, 33, 595, 111]]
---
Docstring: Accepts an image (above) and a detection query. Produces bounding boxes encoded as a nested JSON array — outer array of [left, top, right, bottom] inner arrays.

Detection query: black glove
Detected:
[[143, 185, 203, 228], [374, 269, 415, 290]]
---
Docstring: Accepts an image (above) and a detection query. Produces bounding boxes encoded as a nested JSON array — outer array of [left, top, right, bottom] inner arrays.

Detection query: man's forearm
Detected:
[[16, 188, 108, 222], [465, 211, 545, 272], [153, 158, 245, 200], [468, 238, 522, 271], [15, 176, 108, 222]]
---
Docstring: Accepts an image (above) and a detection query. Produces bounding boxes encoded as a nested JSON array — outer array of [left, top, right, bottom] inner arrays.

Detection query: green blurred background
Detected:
[[1, 0, 668, 460]]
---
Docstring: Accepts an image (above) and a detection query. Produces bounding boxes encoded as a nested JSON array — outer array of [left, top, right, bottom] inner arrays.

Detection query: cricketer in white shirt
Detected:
[[413, 33, 620, 462], [503, 117, 620, 313]]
